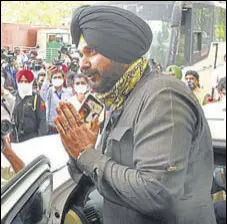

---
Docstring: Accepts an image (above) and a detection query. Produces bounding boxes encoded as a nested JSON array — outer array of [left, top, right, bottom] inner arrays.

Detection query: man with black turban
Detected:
[[54, 5, 216, 224]]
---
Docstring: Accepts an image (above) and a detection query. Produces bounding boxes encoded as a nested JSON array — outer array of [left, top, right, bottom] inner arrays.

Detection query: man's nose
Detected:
[[80, 58, 91, 73]]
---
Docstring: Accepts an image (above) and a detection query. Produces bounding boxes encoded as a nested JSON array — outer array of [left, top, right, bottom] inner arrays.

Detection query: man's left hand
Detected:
[[54, 102, 100, 159]]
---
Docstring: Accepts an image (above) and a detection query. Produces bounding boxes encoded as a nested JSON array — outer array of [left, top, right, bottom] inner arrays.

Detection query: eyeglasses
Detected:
[[75, 81, 87, 85], [53, 76, 63, 80]]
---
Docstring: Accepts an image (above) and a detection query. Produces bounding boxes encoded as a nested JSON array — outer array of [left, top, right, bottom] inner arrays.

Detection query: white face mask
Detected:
[[52, 78, 64, 87], [67, 87, 73, 93], [74, 84, 88, 94], [17, 83, 33, 99]]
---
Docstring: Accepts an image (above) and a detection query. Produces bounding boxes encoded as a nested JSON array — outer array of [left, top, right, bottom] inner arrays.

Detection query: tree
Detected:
[[1, 1, 94, 26]]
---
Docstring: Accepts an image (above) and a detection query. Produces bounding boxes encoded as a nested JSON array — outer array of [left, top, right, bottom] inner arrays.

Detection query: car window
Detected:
[[11, 178, 52, 224]]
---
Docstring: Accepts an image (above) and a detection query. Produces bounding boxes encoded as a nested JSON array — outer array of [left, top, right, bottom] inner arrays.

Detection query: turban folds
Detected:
[[16, 70, 34, 83], [71, 5, 153, 64]]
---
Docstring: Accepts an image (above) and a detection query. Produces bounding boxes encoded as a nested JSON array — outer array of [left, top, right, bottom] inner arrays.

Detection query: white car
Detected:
[[202, 100, 226, 167], [1, 134, 103, 224]]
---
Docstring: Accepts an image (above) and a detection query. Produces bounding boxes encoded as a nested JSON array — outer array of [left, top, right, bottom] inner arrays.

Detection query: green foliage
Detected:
[[1, 1, 90, 25], [214, 8, 226, 41]]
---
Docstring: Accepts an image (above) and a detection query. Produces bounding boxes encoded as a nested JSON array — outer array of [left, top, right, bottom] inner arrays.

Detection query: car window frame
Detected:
[[1, 155, 52, 223]]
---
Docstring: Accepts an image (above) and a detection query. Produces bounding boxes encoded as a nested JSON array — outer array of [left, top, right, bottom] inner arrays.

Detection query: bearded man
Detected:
[[54, 5, 216, 224]]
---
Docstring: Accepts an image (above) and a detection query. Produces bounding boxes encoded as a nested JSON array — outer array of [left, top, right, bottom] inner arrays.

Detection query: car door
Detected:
[[1, 155, 53, 224]]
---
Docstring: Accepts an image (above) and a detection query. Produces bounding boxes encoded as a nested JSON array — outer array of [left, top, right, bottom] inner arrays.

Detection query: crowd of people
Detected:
[[1, 4, 226, 223], [1, 46, 92, 142], [1, 44, 226, 145]]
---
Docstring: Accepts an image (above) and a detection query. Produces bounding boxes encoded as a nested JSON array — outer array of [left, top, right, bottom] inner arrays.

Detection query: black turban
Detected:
[[71, 5, 153, 64]]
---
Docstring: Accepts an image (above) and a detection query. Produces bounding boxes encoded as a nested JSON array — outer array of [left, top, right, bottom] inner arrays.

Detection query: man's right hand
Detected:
[[46, 66, 58, 80]]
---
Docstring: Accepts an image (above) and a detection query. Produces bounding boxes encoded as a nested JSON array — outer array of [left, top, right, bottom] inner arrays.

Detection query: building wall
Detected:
[[1, 23, 70, 51], [1, 23, 38, 50]]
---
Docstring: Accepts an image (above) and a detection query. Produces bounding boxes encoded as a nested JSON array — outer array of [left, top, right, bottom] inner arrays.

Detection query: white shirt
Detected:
[[67, 93, 105, 123], [1, 89, 16, 121], [67, 95, 82, 111], [212, 63, 226, 88]]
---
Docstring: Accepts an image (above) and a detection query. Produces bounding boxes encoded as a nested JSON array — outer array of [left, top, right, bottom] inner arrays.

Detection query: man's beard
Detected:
[[81, 62, 126, 93]]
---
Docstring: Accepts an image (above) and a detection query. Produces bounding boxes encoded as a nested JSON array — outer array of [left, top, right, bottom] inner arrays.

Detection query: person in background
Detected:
[[216, 77, 226, 105], [212, 54, 226, 100], [1, 136, 25, 186], [40, 66, 72, 135], [1, 73, 16, 121], [67, 73, 90, 111], [65, 71, 76, 93], [36, 69, 46, 93], [155, 63, 162, 74], [185, 70, 210, 105], [12, 70, 47, 142], [166, 65, 183, 80], [64, 57, 72, 72], [15, 47, 28, 68], [1, 58, 18, 93]]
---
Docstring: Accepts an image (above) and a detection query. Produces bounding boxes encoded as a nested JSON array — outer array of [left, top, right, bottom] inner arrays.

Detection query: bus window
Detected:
[[48, 35, 56, 43], [110, 2, 174, 68], [193, 32, 202, 52], [55, 34, 63, 43], [62, 34, 70, 44], [192, 3, 213, 62]]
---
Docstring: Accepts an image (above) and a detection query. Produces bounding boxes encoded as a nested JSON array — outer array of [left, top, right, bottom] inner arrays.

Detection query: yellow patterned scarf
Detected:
[[96, 58, 148, 110]]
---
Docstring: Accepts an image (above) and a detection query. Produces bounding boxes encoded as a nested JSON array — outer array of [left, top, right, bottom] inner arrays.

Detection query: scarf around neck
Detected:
[[96, 58, 148, 111]]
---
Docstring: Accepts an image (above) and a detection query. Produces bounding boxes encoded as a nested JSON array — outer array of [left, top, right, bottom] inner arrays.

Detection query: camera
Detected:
[[52, 58, 64, 66], [70, 60, 80, 73], [1, 119, 13, 152], [25, 60, 42, 71], [33, 62, 42, 71], [1, 51, 16, 64], [60, 44, 71, 55]]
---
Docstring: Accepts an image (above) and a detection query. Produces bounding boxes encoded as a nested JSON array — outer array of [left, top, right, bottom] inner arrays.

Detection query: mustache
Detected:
[[81, 69, 101, 77]]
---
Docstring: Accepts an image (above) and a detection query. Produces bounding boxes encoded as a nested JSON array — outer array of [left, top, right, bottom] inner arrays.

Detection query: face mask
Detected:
[[186, 82, 196, 90], [67, 87, 73, 93], [52, 78, 64, 87], [74, 84, 88, 94], [17, 83, 33, 99]]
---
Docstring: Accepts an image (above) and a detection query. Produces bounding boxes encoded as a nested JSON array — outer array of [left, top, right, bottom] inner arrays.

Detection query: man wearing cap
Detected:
[[40, 67, 72, 135], [166, 65, 183, 80], [185, 70, 210, 105], [54, 5, 216, 223], [12, 70, 47, 142]]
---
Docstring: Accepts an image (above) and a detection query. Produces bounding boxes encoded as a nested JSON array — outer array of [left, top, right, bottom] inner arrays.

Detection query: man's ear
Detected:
[[196, 80, 199, 86]]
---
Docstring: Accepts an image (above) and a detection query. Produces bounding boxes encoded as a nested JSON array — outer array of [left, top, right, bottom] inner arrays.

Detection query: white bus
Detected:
[[101, 1, 226, 93]]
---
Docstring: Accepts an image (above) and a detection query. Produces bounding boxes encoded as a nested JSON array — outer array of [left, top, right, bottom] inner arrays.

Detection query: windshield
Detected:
[[106, 1, 174, 68]]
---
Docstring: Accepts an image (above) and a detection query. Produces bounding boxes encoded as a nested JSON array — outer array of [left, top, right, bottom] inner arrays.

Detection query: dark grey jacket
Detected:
[[77, 68, 216, 224]]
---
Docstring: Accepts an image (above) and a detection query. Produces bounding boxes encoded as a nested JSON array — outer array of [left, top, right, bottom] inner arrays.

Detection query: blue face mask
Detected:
[[186, 82, 196, 90]]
